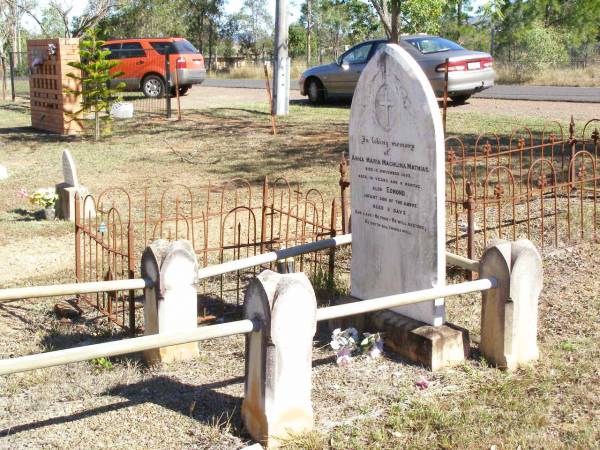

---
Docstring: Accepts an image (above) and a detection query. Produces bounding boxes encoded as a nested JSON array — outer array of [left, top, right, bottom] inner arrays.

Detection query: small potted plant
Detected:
[[19, 188, 58, 220]]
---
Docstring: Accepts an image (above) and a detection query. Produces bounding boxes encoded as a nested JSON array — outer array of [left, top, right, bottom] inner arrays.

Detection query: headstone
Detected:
[[349, 43, 445, 326], [0, 164, 7, 180], [62, 149, 79, 186], [242, 270, 317, 447], [55, 149, 93, 221], [479, 239, 542, 370], [141, 240, 200, 364]]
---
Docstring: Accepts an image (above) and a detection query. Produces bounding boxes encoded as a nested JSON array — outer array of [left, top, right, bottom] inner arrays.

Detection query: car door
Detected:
[[329, 42, 374, 96], [119, 42, 147, 90], [103, 43, 123, 88]]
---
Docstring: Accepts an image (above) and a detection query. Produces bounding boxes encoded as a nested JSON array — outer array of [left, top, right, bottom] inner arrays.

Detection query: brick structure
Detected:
[[27, 38, 83, 135]]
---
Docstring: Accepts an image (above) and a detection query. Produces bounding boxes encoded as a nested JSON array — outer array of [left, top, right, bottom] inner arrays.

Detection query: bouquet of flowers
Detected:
[[329, 327, 384, 365], [19, 188, 58, 209]]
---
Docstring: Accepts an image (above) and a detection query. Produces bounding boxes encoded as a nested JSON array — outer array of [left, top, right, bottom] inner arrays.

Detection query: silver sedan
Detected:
[[299, 36, 495, 104]]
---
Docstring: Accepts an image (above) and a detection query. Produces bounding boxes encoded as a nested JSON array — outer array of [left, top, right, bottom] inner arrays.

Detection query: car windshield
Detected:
[[404, 37, 463, 54]]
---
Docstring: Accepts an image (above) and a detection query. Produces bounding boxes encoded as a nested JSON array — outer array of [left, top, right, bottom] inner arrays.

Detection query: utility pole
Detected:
[[273, 0, 289, 116]]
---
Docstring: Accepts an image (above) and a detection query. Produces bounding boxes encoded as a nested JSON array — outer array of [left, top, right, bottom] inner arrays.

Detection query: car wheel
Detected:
[[142, 75, 165, 98], [451, 94, 471, 104], [307, 78, 324, 104], [170, 86, 190, 96]]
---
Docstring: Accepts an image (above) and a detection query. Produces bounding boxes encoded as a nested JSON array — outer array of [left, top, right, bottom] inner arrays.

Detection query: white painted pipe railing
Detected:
[[0, 233, 478, 302], [0, 277, 494, 376], [316, 278, 494, 322], [0, 278, 150, 303], [446, 252, 479, 272], [197, 234, 353, 279], [0, 319, 257, 376]]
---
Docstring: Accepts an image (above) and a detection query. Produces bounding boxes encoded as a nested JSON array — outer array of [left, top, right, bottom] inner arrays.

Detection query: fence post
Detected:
[[242, 270, 317, 447], [260, 176, 269, 254], [339, 153, 350, 234], [9, 51, 15, 102], [74, 192, 82, 284], [127, 223, 136, 336], [327, 198, 337, 286], [568, 116, 577, 185], [141, 239, 199, 364], [164, 52, 172, 119], [464, 180, 476, 280], [478, 239, 542, 371], [442, 57, 449, 132]]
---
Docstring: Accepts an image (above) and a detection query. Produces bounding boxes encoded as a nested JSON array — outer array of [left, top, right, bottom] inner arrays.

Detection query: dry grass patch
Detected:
[[1, 96, 599, 448]]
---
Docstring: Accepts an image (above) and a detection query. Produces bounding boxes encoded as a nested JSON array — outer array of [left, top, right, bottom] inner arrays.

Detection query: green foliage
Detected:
[[400, 0, 445, 35], [502, 23, 569, 80], [91, 357, 114, 372], [65, 28, 125, 140]]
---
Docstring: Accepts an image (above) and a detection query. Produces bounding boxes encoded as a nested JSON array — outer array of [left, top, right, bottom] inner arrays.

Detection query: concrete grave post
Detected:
[[242, 270, 317, 448], [348, 43, 467, 370], [55, 149, 94, 221], [141, 239, 200, 364], [479, 239, 543, 370]]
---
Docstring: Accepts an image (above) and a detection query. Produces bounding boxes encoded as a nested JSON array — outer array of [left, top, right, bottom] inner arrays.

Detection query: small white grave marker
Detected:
[[56, 149, 93, 221], [62, 149, 79, 186], [349, 43, 446, 326]]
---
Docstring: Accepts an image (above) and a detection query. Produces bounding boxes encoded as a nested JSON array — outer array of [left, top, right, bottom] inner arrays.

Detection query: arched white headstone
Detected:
[[62, 149, 79, 187], [349, 43, 446, 326]]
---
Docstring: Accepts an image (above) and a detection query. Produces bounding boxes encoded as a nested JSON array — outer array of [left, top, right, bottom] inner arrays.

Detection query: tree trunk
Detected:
[[199, 15, 205, 54], [390, 0, 399, 43], [306, 0, 312, 66], [95, 111, 100, 141], [208, 19, 214, 72]]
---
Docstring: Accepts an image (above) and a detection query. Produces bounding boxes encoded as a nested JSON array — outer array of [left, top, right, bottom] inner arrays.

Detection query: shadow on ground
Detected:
[[0, 375, 247, 439]]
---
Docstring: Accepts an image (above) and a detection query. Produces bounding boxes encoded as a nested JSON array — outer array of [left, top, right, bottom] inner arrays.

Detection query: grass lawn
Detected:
[[0, 94, 599, 448]]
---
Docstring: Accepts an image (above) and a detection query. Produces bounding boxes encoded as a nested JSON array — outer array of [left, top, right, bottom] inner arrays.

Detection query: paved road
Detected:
[[203, 78, 600, 103]]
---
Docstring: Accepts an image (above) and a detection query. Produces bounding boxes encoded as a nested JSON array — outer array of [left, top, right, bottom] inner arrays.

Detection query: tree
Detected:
[[368, 0, 444, 40], [298, 0, 379, 64], [64, 29, 125, 140], [99, 0, 186, 39], [8, 0, 117, 38], [235, 0, 273, 61]]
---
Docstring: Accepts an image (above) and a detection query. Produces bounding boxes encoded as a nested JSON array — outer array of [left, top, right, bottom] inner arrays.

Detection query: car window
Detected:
[[404, 37, 463, 54], [172, 40, 200, 54], [120, 42, 145, 58], [102, 43, 121, 60], [150, 42, 172, 55], [341, 43, 373, 65]]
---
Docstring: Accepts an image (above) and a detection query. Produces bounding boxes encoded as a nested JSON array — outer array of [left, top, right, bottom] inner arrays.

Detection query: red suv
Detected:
[[102, 37, 206, 98]]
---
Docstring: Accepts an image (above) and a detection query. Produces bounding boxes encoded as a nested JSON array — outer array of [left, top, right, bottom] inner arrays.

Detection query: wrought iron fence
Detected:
[[75, 177, 340, 333], [6, 51, 29, 101], [340, 118, 600, 265]]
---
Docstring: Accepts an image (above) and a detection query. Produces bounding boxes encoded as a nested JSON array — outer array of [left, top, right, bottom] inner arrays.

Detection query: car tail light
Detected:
[[176, 57, 187, 69], [435, 60, 467, 72], [435, 57, 494, 72], [481, 57, 494, 68]]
